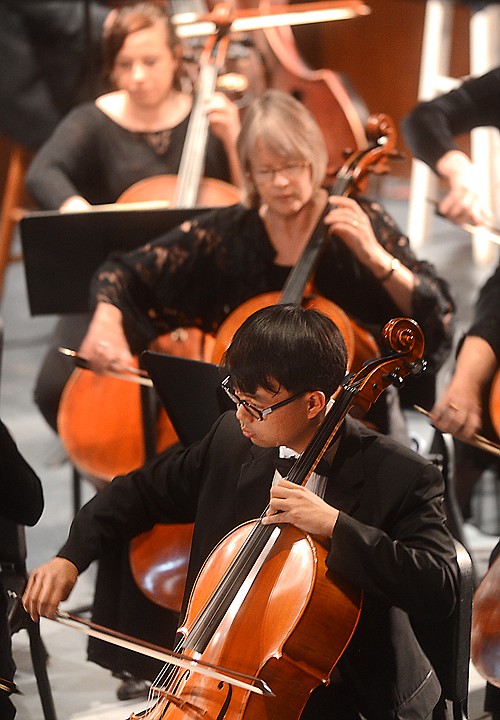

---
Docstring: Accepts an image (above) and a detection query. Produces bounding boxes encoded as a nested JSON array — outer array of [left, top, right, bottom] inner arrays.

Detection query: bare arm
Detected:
[[430, 335, 497, 440], [325, 195, 415, 315]]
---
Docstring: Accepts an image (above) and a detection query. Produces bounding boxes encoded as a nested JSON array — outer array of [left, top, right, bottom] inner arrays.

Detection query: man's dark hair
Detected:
[[223, 304, 348, 399]]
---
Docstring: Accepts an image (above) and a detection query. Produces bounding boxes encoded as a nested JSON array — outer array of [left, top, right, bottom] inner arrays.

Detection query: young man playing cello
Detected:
[[23, 304, 458, 720]]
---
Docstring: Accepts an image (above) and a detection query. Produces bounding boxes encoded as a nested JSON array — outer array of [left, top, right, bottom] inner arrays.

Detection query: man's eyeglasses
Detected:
[[221, 376, 305, 422], [251, 161, 310, 184]]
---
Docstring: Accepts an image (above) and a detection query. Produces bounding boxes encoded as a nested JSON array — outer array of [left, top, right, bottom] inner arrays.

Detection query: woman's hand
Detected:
[[205, 92, 241, 148], [262, 478, 339, 538], [59, 196, 92, 213], [206, 92, 242, 186], [23, 557, 79, 622], [78, 302, 134, 374], [324, 195, 390, 271]]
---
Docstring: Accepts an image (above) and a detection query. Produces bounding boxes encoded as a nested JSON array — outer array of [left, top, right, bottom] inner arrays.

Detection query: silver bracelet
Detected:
[[379, 257, 401, 282]]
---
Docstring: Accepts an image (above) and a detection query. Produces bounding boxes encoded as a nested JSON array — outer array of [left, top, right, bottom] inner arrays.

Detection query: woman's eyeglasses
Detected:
[[221, 376, 305, 422], [251, 161, 310, 184]]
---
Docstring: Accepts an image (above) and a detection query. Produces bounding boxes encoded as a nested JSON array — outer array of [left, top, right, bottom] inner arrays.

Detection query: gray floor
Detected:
[[1, 178, 499, 719]]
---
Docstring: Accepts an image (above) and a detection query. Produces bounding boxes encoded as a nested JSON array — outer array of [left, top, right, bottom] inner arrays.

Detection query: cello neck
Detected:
[[172, 21, 230, 208], [172, 61, 219, 208], [278, 203, 329, 305]]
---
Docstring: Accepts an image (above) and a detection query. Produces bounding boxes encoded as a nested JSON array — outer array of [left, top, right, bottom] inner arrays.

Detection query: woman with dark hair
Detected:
[[27, 0, 241, 437], [26, 0, 240, 212]]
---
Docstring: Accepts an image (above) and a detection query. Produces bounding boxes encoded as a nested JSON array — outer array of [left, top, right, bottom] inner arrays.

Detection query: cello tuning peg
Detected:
[[408, 358, 427, 376], [383, 371, 404, 388]]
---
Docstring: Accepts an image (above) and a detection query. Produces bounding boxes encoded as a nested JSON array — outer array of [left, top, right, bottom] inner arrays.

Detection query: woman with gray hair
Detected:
[[82, 89, 453, 433]]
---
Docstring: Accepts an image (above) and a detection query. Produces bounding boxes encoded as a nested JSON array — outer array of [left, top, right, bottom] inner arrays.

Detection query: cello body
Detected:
[[257, 24, 367, 182], [211, 292, 377, 370], [131, 521, 362, 720], [471, 551, 500, 689], [117, 174, 241, 206]]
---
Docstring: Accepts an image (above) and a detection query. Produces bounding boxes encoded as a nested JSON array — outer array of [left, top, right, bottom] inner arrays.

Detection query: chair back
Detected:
[[412, 539, 473, 720]]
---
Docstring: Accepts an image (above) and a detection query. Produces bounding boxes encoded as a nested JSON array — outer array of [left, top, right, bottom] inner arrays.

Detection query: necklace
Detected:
[[142, 128, 172, 156]]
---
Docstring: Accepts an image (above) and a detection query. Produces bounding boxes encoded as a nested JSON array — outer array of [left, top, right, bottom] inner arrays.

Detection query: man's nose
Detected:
[[236, 404, 254, 422]]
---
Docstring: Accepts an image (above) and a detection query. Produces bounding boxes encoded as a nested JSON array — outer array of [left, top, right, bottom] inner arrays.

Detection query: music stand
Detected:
[[20, 205, 211, 315], [141, 351, 233, 446], [20, 205, 221, 463]]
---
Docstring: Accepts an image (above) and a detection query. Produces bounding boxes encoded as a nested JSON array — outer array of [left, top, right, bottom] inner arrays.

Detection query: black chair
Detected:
[[406, 412, 474, 717], [405, 409, 470, 549], [412, 538, 474, 720], [0, 519, 58, 720]]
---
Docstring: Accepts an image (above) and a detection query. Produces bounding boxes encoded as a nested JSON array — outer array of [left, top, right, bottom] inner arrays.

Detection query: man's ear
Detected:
[[306, 390, 327, 419]]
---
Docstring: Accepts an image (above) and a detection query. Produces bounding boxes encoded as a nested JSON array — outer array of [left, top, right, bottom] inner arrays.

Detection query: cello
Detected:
[[471, 549, 500, 690]]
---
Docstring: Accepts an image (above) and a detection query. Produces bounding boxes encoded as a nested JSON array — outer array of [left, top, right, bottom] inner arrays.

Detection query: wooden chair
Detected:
[[0, 142, 35, 300]]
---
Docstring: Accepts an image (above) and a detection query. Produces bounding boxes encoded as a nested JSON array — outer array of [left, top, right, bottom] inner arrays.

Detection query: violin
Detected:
[[211, 112, 401, 370], [93, 317, 422, 720]]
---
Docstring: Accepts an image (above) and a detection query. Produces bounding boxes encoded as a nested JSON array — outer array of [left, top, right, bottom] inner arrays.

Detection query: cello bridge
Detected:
[[151, 685, 208, 717]]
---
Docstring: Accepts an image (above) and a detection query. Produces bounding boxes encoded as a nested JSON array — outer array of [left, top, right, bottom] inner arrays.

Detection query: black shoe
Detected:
[[114, 672, 151, 701]]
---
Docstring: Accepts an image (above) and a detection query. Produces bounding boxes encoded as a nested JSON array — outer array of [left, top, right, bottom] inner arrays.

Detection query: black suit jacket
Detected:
[[0, 1, 109, 148], [61, 413, 458, 719]]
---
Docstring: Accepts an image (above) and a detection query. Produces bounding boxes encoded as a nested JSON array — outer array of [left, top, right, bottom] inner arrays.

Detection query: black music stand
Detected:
[[20, 205, 211, 315], [142, 351, 233, 446], [20, 205, 218, 513]]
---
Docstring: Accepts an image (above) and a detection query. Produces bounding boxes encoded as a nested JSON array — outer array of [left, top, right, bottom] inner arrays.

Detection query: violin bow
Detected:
[[171, 0, 370, 38], [58, 347, 154, 387], [413, 404, 500, 458], [54, 611, 273, 697]]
